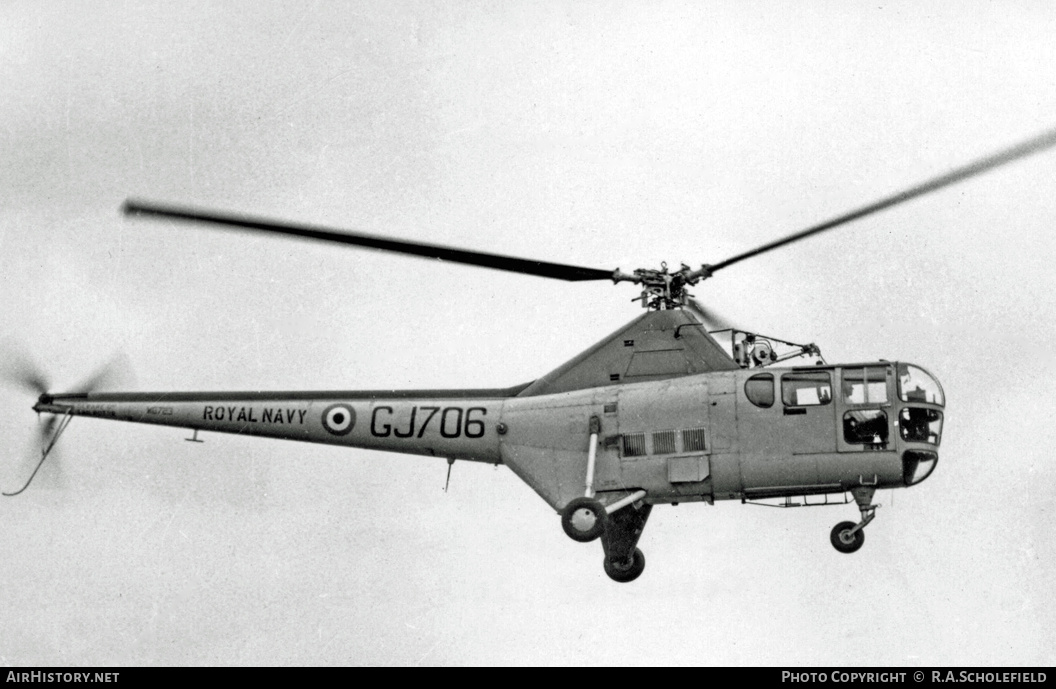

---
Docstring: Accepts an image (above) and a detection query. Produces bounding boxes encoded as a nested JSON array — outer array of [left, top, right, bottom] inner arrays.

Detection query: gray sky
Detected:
[[2, 0, 1056, 666]]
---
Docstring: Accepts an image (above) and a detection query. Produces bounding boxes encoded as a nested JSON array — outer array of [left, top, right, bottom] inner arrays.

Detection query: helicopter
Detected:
[[5, 128, 1055, 583]]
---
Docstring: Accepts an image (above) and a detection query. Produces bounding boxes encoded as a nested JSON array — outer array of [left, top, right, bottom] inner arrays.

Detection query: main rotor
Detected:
[[124, 127, 1056, 322]]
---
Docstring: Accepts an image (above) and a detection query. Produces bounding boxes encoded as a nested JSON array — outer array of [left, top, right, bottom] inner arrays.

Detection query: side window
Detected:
[[744, 373, 775, 408], [842, 367, 889, 405], [782, 372, 832, 406], [844, 410, 888, 445], [899, 408, 943, 445]]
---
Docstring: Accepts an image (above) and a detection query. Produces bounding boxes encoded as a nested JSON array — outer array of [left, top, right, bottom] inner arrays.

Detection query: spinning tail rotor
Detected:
[[1, 350, 132, 496]]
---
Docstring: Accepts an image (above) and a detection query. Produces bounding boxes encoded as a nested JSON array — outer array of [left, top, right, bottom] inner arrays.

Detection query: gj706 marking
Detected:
[[370, 406, 487, 439]]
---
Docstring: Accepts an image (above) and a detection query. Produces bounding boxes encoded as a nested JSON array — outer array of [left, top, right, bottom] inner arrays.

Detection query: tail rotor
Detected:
[[1, 346, 133, 496]]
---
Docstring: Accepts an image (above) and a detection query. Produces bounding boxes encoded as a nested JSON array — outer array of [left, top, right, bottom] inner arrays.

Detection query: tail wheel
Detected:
[[830, 521, 865, 554], [560, 497, 607, 543], [604, 547, 646, 583]]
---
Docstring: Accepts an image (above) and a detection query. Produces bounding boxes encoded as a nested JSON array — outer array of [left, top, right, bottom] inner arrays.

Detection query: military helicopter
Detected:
[[5, 129, 1055, 582]]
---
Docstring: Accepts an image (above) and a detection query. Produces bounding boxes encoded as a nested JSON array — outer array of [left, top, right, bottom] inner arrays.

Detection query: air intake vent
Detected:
[[652, 430, 676, 455], [682, 427, 707, 452], [622, 433, 646, 457]]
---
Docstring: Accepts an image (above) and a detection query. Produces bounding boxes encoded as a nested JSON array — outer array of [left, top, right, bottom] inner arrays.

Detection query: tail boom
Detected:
[[34, 389, 513, 464]]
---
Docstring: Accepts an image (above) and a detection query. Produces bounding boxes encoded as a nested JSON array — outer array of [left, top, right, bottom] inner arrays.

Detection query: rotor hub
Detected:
[[615, 262, 713, 310]]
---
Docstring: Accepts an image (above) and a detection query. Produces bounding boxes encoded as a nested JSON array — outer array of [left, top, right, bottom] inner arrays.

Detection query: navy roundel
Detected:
[[322, 404, 356, 436]]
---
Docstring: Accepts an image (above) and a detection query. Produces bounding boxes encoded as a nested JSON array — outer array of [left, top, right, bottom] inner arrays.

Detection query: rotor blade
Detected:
[[35, 414, 60, 459], [124, 200, 616, 282], [685, 297, 736, 331], [708, 127, 1056, 274], [0, 346, 50, 395], [71, 353, 134, 395]]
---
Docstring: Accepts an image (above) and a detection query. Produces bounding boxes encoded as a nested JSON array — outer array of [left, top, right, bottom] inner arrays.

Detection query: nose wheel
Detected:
[[830, 521, 865, 553], [830, 487, 878, 554]]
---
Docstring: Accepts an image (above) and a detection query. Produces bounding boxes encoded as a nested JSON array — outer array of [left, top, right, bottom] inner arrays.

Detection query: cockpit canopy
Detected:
[[898, 364, 944, 406], [895, 364, 944, 487]]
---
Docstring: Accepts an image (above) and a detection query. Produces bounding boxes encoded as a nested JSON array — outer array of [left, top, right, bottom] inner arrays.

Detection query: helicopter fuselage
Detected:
[[34, 360, 943, 511]]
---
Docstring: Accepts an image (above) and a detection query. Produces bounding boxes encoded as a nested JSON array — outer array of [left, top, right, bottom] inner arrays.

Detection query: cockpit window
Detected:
[[898, 364, 944, 406], [745, 373, 775, 408], [842, 367, 889, 405], [844, 410, 888, 445], [782, 372, 832, 407], [899, 408, 943, 445]]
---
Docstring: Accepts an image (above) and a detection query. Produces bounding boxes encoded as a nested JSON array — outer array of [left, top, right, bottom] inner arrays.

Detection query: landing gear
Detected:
[[604, 548, 645, 583], [830, 521, 864, 553], [561, 497, 606, 542], [830, 486, 878, 554], [601, 501, 651, 583], [560, 492, 652, 582]]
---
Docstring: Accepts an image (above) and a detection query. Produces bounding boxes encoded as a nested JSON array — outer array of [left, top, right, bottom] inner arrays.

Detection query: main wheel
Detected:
[[830, 521, 865, 553], [604, 548, 646, 583], [561, 497, 607, 543]]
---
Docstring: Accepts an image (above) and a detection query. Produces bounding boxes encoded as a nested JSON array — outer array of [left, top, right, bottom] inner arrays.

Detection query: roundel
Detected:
[[322, 404, 356, 436]]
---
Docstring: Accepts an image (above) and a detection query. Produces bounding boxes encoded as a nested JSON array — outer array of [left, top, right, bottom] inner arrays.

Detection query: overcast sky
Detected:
[[3, 0, 1056, 666]]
